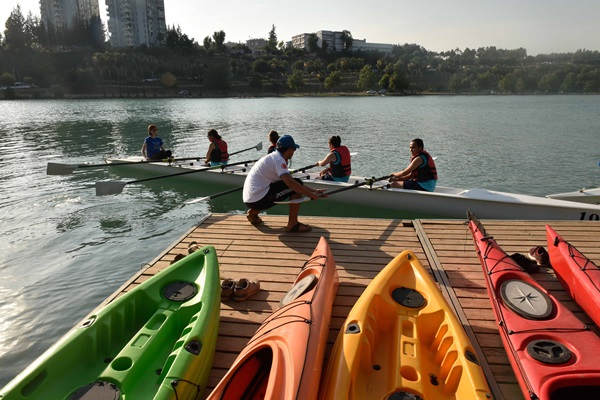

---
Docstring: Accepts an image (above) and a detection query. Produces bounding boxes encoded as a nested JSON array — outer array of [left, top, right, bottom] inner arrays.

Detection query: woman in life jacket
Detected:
[[389, 138, 438, 192], [316, 135, 352, 183], [204, 128, 229, 166]]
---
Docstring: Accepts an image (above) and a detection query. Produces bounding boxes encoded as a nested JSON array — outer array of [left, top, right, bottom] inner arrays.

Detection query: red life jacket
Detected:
[[411, 150, 437, 181], [210, 139, 229, 162], [330, 145, 351, 177]]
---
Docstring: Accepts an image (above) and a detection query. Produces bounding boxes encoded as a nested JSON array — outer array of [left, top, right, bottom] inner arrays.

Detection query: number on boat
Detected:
[[579, 212, 600, 221]]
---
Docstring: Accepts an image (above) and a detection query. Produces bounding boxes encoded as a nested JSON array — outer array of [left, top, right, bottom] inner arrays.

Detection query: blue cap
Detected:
[[276, 134, 300, 149]]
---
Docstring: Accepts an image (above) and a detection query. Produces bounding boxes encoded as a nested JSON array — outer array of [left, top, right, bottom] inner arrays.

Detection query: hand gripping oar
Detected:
[[185, 163, 320, 205], [47, 156, 205, 175], [275, 174, 393, 204], [95, 159, 258, 196]]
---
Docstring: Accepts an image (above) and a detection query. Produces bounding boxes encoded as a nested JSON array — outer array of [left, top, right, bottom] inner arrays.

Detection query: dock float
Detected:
[[97, 214, 600, 400]]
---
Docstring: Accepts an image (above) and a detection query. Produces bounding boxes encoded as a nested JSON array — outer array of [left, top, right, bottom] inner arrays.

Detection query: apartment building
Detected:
[[292, 30, 393, 54], [105, 0, 167, 48], [40, 0, 100, 30]]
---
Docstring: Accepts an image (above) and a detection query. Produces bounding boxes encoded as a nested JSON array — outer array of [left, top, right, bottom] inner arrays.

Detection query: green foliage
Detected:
[[287, 70, 304, 91], [203, 63, 230, 90], [0, 72, 16, 86], [357, 65, 376, 90]]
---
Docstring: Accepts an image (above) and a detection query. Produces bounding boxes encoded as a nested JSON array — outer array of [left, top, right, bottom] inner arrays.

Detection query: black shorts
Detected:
[[245, 178, 304, 210]]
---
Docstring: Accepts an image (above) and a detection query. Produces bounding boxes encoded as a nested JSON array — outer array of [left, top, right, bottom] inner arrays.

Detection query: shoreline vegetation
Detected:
[[2, 6, 600, 100]]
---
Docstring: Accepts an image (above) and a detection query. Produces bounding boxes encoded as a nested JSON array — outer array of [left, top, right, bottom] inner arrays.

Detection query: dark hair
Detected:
[[329, 135, 341, 147], [207, 128, 222, 140], [148, 124, 157, 135], [268, 130, 279, 144], [412, 138, 424, 148]]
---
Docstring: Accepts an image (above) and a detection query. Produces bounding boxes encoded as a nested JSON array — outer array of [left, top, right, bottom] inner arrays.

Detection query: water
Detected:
[[0, 95, 599, 387]]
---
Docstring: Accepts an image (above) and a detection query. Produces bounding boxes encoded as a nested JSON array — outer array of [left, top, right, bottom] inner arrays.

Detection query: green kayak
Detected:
[[0, 245, 221, 400]]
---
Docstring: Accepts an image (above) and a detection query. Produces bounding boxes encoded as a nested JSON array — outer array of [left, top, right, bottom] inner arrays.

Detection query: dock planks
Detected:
[[102, 214, 600, 400]]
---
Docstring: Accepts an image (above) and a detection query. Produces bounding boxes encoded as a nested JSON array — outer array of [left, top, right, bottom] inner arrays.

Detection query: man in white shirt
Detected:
[[243, 135, 325, 232]]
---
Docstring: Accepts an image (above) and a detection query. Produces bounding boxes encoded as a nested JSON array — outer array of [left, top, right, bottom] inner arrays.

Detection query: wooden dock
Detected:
[[104, 214, 600, 400]]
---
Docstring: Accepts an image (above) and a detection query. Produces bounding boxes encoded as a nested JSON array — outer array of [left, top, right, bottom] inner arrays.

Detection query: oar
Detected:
[[95, 159, 258, 196], [47, 156, 204, 175], [48, 142, 262, 175], [228, 141, 262, 156], [275, 174, 392, 204], [185, 163, 320, 205]]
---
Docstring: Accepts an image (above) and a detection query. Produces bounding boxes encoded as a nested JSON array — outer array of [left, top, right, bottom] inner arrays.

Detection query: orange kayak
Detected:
[[207, 236, 339, 400], [320, 249, 492, 400]]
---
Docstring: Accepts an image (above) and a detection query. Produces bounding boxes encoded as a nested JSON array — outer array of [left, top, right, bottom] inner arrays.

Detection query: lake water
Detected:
[[1, 95, 599, 387]]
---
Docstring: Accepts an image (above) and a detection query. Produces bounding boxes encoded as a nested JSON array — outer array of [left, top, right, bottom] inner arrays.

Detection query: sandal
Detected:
[[286, 222, 312, 233], [246, 213, 263, 225]]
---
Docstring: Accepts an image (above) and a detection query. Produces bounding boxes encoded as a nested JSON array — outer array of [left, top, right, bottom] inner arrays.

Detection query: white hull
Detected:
[[105, 157, 600, 221], [546, 187, 600, 205]]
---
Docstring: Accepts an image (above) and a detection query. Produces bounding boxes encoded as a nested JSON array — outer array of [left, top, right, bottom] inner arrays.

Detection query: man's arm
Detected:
[[281, 174, 323, 200]]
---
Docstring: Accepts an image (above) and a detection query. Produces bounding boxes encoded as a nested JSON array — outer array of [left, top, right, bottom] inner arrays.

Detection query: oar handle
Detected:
[[325, 175, 392, 196], [290, 163, 318, 174]]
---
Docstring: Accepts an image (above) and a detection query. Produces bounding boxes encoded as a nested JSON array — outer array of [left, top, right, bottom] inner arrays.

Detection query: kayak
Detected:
[[319, 249, 492, 400], [546, 225, 600, 327], [468, 211, 600, 400], [0, 245, 221, 400], [103, 156, 600, 221], [207, 236, 339, 400]]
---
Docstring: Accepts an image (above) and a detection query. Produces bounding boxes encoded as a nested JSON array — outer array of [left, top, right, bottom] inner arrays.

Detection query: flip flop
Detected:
[[286, 222, 312, 233]]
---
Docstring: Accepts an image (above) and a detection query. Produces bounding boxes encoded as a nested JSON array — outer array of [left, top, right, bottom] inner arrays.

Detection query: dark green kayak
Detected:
[[0, 245, 221, 400]]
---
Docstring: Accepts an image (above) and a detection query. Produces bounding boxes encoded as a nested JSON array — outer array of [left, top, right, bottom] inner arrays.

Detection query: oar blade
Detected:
[[47, 162, 78, 175], [95, 180, 127, 196], [256, 141, 263, 151]]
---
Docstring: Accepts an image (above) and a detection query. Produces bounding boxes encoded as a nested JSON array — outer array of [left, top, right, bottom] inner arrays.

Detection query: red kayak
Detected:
[[546, 225, 600, 327], [467, 211, 600, 400], [207, 236, 338, 400]]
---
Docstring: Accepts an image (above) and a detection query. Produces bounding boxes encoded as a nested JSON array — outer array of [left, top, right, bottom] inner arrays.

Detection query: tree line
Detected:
[[2, 4, 600, 98]]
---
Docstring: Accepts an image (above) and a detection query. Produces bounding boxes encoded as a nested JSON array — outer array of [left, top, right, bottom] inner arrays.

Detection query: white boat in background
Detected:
[[103, 156, 600, 221], [546, 187, 600, 205]]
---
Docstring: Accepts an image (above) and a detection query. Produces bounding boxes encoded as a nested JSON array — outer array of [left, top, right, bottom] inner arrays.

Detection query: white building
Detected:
[[292, 30, 393, 54], [105, 0, 166, 48], [40, 0, 100, 30]]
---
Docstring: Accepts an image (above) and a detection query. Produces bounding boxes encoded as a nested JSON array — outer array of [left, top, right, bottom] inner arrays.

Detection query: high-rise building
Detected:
[[40, 0, 100, 30], [105, 0, 166, 48]]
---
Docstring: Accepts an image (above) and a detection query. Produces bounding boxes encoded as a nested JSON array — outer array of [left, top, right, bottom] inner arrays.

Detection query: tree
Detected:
[[4, 5, 29, 50], [212, 30, 226, 52], [266, 24, 278, 54], [0, 72, 16, 86], [287, 70, 304, 91], [203, 36, 213, 52], [203, 63, 230, 90], [307, 33, 318, 53], [357, 65, 376, 90], [340, 30, 353, 52], [252, 59, 270, 74]]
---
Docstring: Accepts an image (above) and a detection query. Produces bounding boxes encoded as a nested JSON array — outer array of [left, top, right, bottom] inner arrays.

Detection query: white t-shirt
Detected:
[[243, 151, 290, 203]]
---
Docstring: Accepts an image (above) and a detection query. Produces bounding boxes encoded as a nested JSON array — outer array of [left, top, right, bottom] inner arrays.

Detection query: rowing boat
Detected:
[[104, 156, 600, 221], [546, 187, 600, 205], [0, 245, 221, 400], [468, 211, 600, 400], [319, 250, 492, 400], [206, 236, 338, 400], [546, 225, 600, 327]]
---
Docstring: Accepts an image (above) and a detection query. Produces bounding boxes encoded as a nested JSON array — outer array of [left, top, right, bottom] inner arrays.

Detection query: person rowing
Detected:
[[141, 124, 172, 160], [315, 135, 352, 183], [389, 138, 438, 191], [267, 129, 279, 154], [204, 128, 229, 166]]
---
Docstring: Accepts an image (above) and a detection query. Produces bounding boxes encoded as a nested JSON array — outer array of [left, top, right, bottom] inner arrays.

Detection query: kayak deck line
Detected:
[[24, 215, 600, 400]]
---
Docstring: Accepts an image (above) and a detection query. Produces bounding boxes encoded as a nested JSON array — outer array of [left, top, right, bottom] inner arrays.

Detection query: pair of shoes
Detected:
[[170, 253, 186, 265], [510, 253, 540, 274], [286, 222, 312, 233], [528, 246, 550, 267], [246, 211, 263, 225], [188, 241, 200, 254], [220, 278, 261, 301]]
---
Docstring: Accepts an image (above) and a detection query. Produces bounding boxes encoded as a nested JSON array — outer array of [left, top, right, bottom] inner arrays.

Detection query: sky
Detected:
[[2, 0, 599, 56]]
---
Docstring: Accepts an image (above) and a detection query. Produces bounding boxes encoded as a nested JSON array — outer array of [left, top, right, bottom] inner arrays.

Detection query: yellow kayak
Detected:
[[320, 250, 492, 400]]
